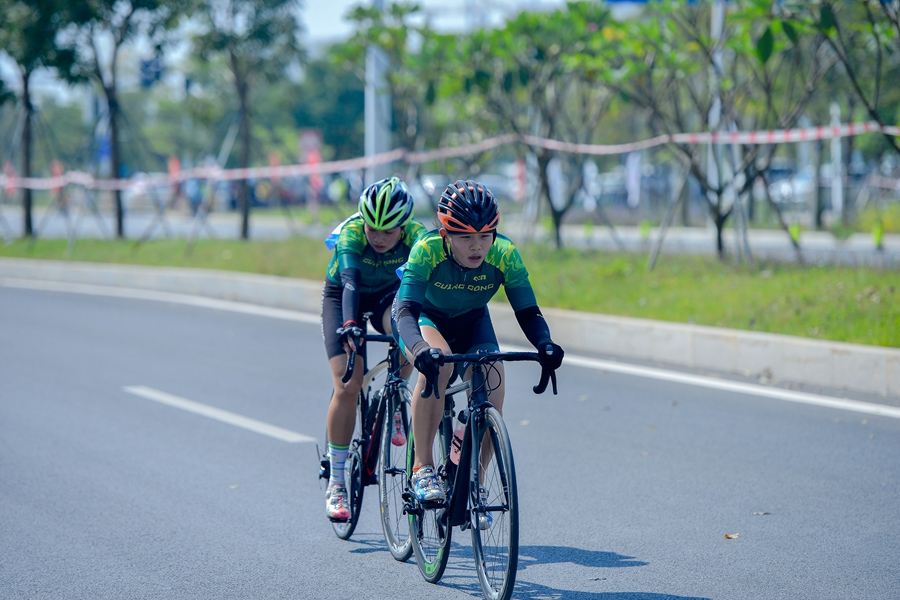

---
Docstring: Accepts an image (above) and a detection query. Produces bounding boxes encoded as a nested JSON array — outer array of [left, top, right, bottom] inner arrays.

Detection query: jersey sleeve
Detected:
[[334, 219, 367, 274], [496, 239, 538, 311], [393, 236, 442, 356]]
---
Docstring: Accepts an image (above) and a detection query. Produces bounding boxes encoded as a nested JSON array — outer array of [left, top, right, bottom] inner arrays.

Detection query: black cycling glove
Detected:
[[336, 321, 362, 349], [414, 346, 442, 381], [538, 341, 564, 371]]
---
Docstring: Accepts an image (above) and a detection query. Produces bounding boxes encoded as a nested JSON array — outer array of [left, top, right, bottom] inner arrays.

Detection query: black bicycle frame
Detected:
[[341, 318, 406, 486], [431, 351, 555, 528]]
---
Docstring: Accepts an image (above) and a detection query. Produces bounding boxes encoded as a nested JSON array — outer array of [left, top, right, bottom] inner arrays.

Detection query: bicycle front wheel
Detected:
[[470, 407, 519, 600], [408, 424, 452, 583], [378, 385, 413, 561]]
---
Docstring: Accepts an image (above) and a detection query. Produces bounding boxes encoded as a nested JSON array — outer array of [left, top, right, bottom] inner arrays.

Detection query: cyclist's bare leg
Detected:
[[380, 308, 413, 380], [409, 325, 453, 470], [326, 353, 365, 446]]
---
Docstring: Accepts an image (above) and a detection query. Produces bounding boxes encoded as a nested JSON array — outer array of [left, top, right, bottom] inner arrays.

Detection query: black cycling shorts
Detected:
[[392, 304, 499, 356], [321, 279, 398, 359]]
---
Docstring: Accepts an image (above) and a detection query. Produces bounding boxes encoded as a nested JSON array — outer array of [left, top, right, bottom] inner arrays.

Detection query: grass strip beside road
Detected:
[[1, 237, 897, 348]]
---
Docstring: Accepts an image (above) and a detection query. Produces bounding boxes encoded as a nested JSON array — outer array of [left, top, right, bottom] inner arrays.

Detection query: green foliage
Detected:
[[819, 3, 837, 33], [756, 27, 774, 65]]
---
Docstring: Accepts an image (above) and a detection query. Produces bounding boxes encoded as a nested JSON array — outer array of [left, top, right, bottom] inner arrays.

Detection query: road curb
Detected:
[[1, 257, 897, 399]]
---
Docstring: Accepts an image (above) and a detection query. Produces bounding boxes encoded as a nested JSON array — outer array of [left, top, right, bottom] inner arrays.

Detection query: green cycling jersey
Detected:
[[326, 215, 426, 294], [395, 231, 538, 319]]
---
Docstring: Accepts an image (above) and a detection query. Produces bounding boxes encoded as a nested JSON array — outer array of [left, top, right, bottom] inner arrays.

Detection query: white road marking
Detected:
[[0, 278, 320, 324], [123, 385, 315, 443], [500, 343, 900, 420], [4, 278, 896, 420]]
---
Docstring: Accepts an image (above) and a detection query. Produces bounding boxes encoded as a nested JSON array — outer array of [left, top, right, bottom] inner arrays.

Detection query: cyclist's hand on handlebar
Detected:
[[538, 341, 564, 371], [414, 347, 443, 398], [337, 321, 363, 352], [414, 347, 443, 381]]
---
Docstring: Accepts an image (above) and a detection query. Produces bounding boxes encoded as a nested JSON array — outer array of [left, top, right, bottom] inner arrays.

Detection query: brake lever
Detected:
[[341, 350, 357, 383], [339, 327, 364, 383], [422, 348, 443, 399], [533, 368, 551, 394]]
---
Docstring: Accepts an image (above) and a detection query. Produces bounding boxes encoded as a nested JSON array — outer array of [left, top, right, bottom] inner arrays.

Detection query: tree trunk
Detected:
[[815, 139, 825, 230], [233, 53, 251, 240], [22, 70, 33, 238], [239, 105, 250, 240], [551, 208, 563, 249], [715, 213, 726, 259], [535, 152, 564, 249], [107, 87, 124, 238]]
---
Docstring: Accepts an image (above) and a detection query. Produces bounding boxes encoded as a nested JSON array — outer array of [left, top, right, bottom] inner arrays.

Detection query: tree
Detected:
[[600, 0, 833, 259], [333, 4, 489, 197], [0, 0, 78, 237], [58, 0, 183, 238], [289, 53, 363, 161], [191, 0, 304, 239], [780, 1, 900, 156], [449, 2, 618, 248]]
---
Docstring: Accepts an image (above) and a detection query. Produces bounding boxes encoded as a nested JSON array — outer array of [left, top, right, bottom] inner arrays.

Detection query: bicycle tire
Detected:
[[408, 424, 452, 583], [378, 385, 413, 561], [470, 407, 519, 600], [332, 392, 365, 540]]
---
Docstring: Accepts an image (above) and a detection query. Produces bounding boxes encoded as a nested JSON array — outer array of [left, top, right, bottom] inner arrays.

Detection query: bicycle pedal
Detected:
[[327, 515, 350, 524], [403, 502, 421, 516]]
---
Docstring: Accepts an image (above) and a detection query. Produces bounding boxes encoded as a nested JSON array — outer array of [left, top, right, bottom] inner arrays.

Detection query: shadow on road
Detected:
[[508, 581, 712, 600], [343, 536, 706, 600], [516, 545, 648, 570]]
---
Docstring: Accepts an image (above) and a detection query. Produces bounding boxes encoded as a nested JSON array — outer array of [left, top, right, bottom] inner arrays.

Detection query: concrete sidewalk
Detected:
[[1, 257, 897, 401]]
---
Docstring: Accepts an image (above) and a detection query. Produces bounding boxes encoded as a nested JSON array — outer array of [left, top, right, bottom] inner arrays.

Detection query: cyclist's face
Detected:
[[364, 223, 402, 254], [447, 232, 494, 268]]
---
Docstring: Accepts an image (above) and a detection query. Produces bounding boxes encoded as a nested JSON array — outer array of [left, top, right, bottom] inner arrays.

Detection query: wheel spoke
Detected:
[[379, 386, 413, 561], [471, 408, 518, 600]]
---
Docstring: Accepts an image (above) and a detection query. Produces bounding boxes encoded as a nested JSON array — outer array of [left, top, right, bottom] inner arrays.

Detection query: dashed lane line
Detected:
[[123, 385, 315, 443]]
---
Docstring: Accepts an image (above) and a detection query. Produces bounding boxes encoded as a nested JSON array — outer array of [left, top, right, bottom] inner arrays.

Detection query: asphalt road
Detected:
[[1, 286, 898, 600]]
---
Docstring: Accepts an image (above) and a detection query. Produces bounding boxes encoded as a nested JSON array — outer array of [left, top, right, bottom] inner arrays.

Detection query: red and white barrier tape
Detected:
[[2, 121, 898, 191]]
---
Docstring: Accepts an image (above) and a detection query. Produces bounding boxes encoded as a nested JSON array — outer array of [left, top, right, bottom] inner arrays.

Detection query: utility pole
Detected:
[[365, 0, 392, 185]]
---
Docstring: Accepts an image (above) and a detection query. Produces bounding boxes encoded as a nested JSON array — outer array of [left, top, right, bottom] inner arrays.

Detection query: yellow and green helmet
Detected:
[[358, 176, 414, 230]]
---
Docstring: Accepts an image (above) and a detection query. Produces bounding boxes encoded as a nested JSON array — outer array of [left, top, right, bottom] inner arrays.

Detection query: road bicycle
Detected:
[[404, 348, 558, 600], [318, 313, 414, 561]]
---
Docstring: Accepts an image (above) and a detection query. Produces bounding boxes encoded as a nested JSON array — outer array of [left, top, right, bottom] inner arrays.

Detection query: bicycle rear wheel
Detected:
[[407, 423, 452, 583], [378, 384, 413, 561], [332, 392, 365, 540], [470, 407, 519, 600]]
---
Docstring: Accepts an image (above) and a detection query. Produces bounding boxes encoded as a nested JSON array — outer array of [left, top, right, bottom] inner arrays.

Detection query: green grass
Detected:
[[515, 246, 899, 348], [1, 237, 897, 348]]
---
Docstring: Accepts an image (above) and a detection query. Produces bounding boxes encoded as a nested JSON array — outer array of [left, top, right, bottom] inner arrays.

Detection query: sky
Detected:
[[302, 0, 628, 44]]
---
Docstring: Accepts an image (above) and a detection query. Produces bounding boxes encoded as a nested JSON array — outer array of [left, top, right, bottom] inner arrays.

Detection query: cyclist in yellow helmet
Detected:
[[321, 177, 425, 521]]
